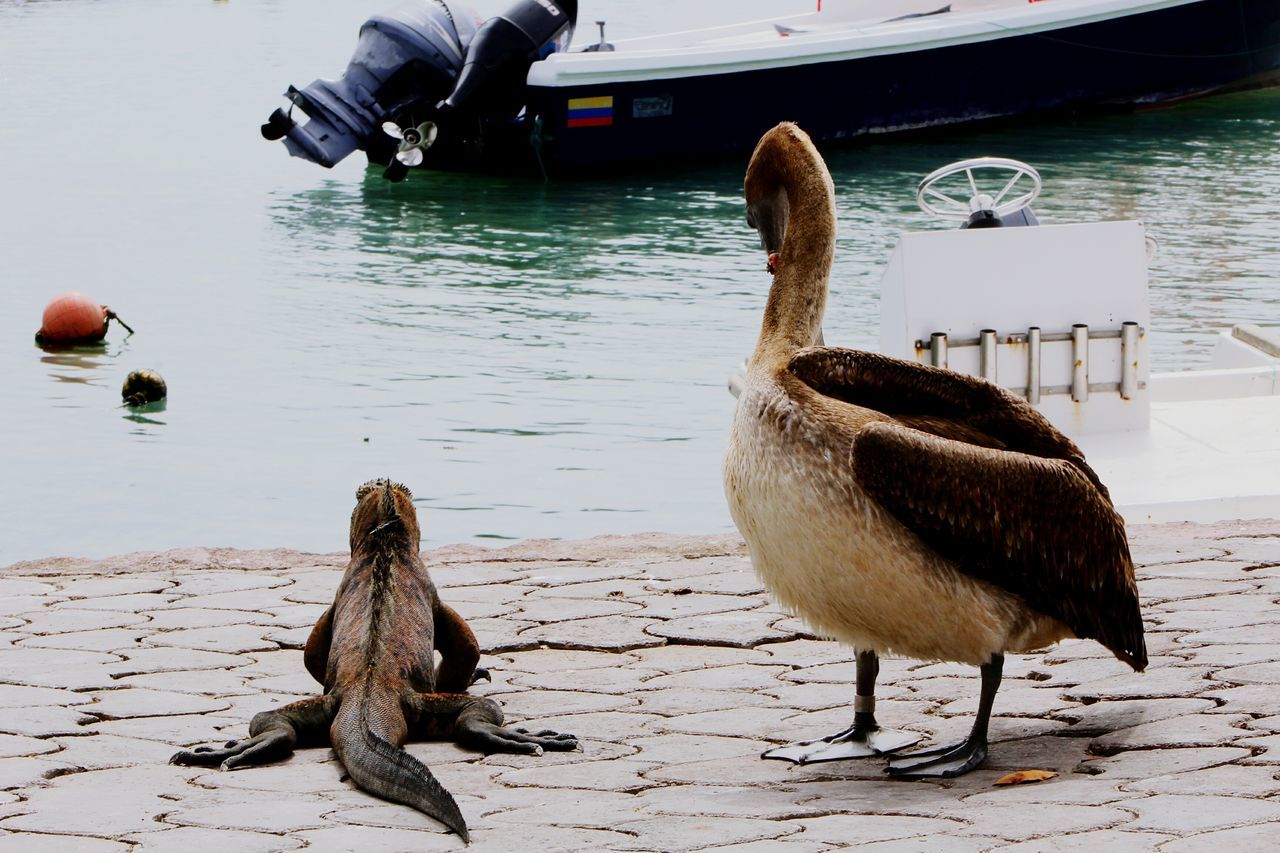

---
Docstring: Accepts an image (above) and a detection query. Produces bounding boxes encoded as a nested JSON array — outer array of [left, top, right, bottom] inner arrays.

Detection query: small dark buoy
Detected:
[[122, 370, 167, 407], [36, 291, 135, 347]]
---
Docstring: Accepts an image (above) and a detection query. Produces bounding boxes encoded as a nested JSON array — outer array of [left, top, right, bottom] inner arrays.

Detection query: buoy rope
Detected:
[[105, 309, 135, 335]]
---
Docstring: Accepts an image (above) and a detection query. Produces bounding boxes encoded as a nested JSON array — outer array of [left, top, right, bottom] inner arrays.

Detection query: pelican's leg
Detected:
[[762, 650, 923, 764], [886, 653, 1003, 778]]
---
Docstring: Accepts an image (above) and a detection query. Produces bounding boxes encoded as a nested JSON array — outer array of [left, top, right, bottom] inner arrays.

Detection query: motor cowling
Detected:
[[439, 0, 578, 115]]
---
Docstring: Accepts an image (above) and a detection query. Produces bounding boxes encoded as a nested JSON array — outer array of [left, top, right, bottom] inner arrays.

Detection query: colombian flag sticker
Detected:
[[567, 96, 614, 128]]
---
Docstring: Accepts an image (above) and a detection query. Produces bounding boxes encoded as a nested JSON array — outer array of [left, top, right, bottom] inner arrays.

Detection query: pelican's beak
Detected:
[[747, 188, 788, 276]]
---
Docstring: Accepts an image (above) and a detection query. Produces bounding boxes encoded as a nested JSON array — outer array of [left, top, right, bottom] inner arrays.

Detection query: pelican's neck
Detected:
[[753, 153, 836, 369]]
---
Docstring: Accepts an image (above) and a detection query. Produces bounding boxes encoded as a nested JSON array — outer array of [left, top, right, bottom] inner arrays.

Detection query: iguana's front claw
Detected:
[[187, 739, 236, 754], [170, 729, 294, 770], [170, 739, 250, 768], [470, 667, 492, 685], [514, 727, 579, 750], [468, 723, 579, 755]]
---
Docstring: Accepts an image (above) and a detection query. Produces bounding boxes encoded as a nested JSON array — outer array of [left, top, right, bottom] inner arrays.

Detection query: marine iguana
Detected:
[[170, 479, 576, 841]]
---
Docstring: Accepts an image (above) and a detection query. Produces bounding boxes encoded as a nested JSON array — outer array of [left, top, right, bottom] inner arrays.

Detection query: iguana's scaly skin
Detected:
[[171, 479, 577, 841]]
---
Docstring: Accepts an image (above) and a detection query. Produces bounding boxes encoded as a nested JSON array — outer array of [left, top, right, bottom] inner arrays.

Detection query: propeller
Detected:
[[382, 120, 438, 167]]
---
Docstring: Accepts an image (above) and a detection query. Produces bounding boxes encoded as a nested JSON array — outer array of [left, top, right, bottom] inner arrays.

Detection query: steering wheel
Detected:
[[916, 157, 1042, 221]]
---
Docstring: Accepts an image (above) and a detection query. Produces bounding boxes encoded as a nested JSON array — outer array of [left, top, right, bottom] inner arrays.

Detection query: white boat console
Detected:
[[882, 157, 1150, 437]]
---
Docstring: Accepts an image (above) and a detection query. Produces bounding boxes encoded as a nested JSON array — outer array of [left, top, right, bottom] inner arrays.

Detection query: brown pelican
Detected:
[[723, 122, 1147, 776]]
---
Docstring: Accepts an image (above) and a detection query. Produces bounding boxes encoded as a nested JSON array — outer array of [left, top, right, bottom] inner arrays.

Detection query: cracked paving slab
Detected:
[[1, 523, 1279, 850]]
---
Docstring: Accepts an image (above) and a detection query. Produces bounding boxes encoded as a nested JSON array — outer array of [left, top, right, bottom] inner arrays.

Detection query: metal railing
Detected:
[[917, 322, 1144, 403]]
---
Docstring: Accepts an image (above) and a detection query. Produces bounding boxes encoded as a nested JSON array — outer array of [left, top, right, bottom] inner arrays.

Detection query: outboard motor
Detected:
[[441, 0, 577, 115], [261, 2, 478, 170], [262, 0, 577, 181]]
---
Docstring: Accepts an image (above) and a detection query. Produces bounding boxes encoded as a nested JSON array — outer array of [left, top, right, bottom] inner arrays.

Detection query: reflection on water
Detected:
[[36, 341, 134, 398], [274, 87, 1280, 371], [2, 0, 1278, 563], [40, 347, 109, 387], [123, 399, 168, 423]]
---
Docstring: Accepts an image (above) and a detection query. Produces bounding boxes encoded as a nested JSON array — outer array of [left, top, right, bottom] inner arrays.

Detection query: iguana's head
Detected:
[[350, 478, 421, 551]]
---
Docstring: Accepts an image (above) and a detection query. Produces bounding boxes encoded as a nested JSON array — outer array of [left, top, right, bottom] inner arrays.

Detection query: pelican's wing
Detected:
[[786, 347, 1108, 495], [853, 423, 1146, 670], [785, 348, 1145, 669]]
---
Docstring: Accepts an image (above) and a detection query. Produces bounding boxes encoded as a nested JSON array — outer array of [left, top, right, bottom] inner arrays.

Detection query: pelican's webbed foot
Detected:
[[763, 722, 922, 764], [885, 735, 988, 778], [887, 652, 1004, 779], [762, 649, 923, 765]]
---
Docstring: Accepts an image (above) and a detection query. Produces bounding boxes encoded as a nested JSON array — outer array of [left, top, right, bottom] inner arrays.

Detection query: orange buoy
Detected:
[[35, 292, 133, 346], [36, 292, 109, 345]]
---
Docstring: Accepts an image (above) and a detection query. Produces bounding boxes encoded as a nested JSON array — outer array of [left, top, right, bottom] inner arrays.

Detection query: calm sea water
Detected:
[[3, 0, 1279, 564]]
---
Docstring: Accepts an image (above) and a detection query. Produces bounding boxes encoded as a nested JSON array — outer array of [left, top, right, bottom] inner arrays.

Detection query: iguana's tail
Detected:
[[332, 694, 469, 843]]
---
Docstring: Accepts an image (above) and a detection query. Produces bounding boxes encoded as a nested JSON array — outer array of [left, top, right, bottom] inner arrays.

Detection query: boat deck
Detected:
[[600, 0, 1060, 52], [1084, 392, 1280, 525], [536, 0, 1205, 84]]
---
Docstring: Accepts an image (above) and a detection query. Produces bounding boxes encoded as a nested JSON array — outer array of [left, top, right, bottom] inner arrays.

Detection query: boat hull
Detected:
[[522, 0, 1280, 173]]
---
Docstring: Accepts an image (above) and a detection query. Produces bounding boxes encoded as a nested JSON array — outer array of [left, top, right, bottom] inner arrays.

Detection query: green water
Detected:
[[3, 0, 1279, 564]]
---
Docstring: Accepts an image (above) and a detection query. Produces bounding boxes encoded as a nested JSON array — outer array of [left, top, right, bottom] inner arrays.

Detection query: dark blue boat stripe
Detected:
[[567, 107, 613, 118]]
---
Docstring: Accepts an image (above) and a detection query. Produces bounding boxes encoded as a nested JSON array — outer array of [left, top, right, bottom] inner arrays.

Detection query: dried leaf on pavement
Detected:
[[994, 769, 1058, 786]]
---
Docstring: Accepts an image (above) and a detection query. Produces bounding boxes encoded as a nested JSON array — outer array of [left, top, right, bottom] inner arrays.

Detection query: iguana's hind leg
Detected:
[[303, 605, 334, 686], [170, 693, 338, 770], [412, 693, 579, 755], [432, 603, 485, 691]]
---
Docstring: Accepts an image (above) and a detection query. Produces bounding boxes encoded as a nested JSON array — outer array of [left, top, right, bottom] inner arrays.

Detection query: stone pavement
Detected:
[[0, 521, 1278, 852]]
